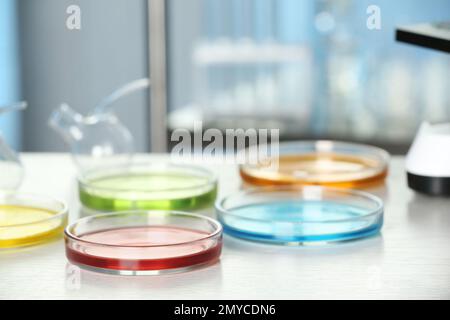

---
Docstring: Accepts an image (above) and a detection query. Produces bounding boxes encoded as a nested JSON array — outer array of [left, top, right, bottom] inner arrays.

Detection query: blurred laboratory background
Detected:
[[1, 0, 449, 154]]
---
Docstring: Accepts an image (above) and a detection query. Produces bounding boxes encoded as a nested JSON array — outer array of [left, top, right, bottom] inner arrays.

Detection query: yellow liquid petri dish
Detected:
[[240, 141, 390, 188], [0, 194, 68, 249]]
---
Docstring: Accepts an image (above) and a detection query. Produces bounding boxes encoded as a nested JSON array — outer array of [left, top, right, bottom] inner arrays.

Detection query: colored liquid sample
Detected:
[[0, 205, 66, 248], [219, 200, 382, 243], [66, 226, 222, 271], [240, 153, 387, 188], [79, 173, 217, 211]]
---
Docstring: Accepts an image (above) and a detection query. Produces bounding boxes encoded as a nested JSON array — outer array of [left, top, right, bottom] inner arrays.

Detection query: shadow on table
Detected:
[[238, 181, 390, 202], [0, 237, 64, 258], [223, 233, 385, 258], [407, 193, 450, 227], [77, 206, 217, 219], [64, 260, 223, 295]]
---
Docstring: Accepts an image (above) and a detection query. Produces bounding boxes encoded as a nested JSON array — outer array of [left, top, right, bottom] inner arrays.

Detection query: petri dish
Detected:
[[216, 186, 383, 245], [0, 193, 68, 249], [78, 163, 217, 212], [240, 141, 390, 188], [65, 211, 223, 275]]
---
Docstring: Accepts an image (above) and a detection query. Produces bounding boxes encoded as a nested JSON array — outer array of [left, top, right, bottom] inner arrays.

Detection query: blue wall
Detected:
[[0, 0, 22, 150]]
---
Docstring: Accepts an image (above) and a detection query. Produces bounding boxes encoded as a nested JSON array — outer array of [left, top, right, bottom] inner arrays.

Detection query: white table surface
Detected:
[[1, 153, 449, 300]]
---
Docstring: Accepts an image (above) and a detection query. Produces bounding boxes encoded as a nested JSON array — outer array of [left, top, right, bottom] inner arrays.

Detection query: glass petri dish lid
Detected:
[[240, 141, 390, 188], [216, 186, 383, 245], [0, 193, 68, 249], [65, 211, 223, 275], [78, 162, 218, 212]]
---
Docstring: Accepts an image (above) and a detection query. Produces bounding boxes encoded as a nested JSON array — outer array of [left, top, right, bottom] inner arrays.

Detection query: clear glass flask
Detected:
[[49, 78, 150, 173], [0, 101, 26, 193]]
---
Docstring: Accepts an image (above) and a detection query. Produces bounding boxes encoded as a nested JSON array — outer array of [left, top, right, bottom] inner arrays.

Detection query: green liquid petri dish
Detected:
[[78, 163, 218, 212]]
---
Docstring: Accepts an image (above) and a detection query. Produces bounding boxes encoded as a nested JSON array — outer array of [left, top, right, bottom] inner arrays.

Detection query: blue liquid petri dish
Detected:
[[215, 186, 383, 245]]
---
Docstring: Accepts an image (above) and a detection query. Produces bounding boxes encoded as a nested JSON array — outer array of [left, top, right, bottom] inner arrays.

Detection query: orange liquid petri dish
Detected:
[[240, 141, 390, 188]]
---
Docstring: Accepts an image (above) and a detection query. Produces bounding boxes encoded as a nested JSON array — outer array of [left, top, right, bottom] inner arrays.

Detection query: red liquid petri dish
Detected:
[[65, 211, 223, 275]]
